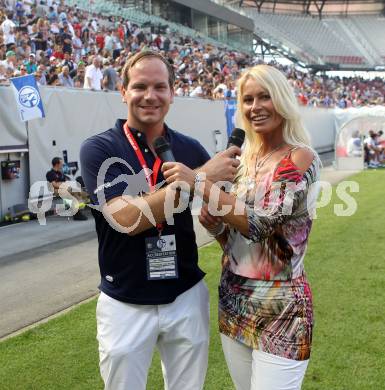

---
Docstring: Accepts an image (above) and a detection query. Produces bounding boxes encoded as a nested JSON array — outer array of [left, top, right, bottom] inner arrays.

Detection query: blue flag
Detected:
[[10, 75, 45, 122], [224, 99, 236, 137]]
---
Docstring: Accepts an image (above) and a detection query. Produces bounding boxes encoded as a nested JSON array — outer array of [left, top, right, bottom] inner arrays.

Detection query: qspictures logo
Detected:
[[28, 158, 359, 228]]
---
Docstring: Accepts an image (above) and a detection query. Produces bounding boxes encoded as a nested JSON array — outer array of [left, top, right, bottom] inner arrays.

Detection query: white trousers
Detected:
[[96, 280, 210, 390], [221, 334, 309, 390]]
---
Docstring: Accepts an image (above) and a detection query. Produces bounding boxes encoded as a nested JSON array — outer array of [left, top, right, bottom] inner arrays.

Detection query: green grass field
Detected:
[[0, 170, 384, 390]]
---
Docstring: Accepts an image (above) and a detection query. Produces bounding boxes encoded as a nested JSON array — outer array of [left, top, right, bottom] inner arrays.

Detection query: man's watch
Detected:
[[194, 171, 206, 187]]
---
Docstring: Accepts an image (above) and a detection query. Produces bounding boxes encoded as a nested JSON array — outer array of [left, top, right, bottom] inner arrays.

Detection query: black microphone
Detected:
[[153, 136, 176, 162], [153, 136, 191, 201], [221, 128, 245, 192], [227, 128, 245, 149]]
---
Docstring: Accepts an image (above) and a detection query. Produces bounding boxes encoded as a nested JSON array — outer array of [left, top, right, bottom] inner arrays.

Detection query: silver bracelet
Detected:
[[194, 171, 206, 194], [207, 222, 225, 238]]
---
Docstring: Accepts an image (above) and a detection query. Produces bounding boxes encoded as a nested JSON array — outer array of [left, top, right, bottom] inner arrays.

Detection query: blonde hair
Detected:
[[235, 64, 314, 181]]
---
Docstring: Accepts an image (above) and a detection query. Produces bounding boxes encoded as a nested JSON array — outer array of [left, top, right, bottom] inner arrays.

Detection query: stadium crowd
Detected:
[[1, 0, 384, 107]]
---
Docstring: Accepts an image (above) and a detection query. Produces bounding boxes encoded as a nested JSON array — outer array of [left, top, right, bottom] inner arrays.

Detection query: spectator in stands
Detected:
[[47, 6, 57, 23], [72, 29, 82, 62], [34, 18, 48, 52], [111, 29, 122, 59], [34, 65, 46, 85], [103, 28, 113, 56], [15, 38, 30, 59], [73, 61, 85, 88], [189, 79, 204, 98], [58, 65, 74, 87], [1, 11, 15, 50], [102, 57, 120, 91], [46, 157, 88, 221], [0, 49, 16, 73], [60, 52, 75, 79], [0, 62, 7, 84], [47, 72, 59, 86], [60, 22, 73, 55], [0, 0, 384, 108], [84, 56, 102, 90], [18, 63, 27, 76], [25, 52, 37, 74], [192, 64, 319, 390]]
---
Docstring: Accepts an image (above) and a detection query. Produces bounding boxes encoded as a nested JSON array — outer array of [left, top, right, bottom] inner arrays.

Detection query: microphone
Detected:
[[153, 136, 175, 162], [227, 128, 245, 149], [222, 128, 245, 192], [153, 136, 190, 202]]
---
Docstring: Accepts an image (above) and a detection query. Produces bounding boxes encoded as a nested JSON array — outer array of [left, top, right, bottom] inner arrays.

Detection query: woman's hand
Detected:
[[198, 204, 223, 231]]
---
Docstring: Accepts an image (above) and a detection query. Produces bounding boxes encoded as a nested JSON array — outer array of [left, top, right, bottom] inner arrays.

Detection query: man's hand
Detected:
[[200, 146, 241, 183], [162, 162, 196, 188]]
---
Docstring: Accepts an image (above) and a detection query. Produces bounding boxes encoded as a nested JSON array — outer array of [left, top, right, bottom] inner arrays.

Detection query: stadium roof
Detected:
[[224, 0, 385, 17], [216, 0, 385, 69]]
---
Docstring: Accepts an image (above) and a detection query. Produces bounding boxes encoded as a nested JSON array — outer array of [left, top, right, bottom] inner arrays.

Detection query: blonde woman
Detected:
[[162, 64, 320, 389]]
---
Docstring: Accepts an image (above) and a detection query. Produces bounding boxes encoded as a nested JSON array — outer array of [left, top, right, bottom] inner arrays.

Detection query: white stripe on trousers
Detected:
[[96, 280, 210, 390]]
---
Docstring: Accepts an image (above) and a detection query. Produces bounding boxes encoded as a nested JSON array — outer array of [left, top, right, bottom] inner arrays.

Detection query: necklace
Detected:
[[254, 142, 286, 174]]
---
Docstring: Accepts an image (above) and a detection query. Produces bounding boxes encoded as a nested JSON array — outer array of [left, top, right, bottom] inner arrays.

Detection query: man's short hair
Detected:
[[52, 157, 62, 166], [121, 50, 175, 89]]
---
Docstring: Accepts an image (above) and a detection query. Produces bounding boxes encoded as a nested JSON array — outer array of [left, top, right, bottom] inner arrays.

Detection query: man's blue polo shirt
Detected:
[[80, 119, 210, 304]]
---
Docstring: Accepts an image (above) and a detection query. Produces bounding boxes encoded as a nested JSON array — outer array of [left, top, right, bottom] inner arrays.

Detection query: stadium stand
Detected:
[[0, 0, 384, 107], [238, 10, 385, 67], [221, 1, 385, 68]]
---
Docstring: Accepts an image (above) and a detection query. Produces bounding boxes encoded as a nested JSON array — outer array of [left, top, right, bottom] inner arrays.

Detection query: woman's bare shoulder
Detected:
[[290, 147, 315, 174]]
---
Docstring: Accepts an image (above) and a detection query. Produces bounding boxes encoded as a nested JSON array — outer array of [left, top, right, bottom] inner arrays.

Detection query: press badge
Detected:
[[145, 234, 178, 280]]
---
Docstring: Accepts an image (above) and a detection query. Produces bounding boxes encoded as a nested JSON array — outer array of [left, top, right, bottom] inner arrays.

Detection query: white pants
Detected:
[[96, 280, 210, 390], [221, 334, 309, 390]]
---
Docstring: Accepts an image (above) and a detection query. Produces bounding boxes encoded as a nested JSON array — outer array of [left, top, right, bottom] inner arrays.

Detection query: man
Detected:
[[83, 56, 103, 90], [0, 50, 16, 73], [60, 23, 73, 55], [80, 50, 240, 390], [18, 64, 28, 76], [34, 65, 46, 86], [364, 130, 381, 167], [112, 30, 122, 59], [15, 39, 31, 59], [72, 29, 83, 62], [104, 29, 114, 56], [61, 51, 75, 75], [102, 57, 120, 91], [0, 63, 7, 84], [346, 130, 362, 158], [73, 62, 85, 88], [58, 65, 74, 88], [46, 157, 88, 221], [25, 53, 37, 74], [47, 6, 58, 22], [1, 12, 16, 50]]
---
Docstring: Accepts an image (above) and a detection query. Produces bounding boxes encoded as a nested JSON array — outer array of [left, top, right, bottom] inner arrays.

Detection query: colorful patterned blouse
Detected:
[[219, 149, 320, 361]]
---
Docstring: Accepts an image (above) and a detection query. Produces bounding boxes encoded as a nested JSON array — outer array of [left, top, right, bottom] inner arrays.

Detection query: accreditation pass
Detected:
[[145, 234, 178, 280]]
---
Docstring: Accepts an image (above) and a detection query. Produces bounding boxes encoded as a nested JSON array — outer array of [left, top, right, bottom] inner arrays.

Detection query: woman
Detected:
[[162, 64, 320, 389]]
